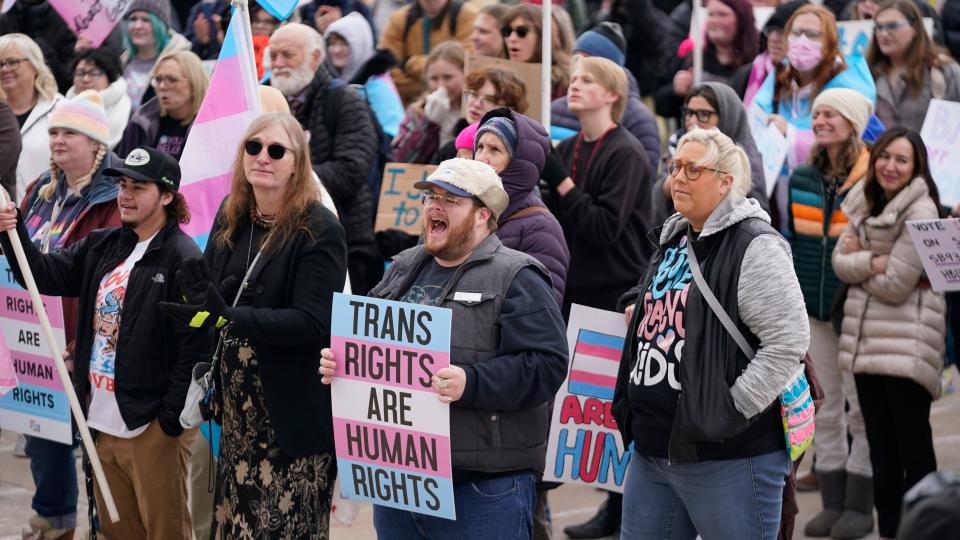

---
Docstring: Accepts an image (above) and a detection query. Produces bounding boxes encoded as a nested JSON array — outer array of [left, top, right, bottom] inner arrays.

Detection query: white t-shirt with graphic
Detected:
[[87, 233, 157, 438]]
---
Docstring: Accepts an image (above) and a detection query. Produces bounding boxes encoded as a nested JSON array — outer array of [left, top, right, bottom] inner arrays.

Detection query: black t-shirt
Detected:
[[15, 109, 32, 128], [153, 115, 190, 160], [398, 260, 456, 306], [628, 233, 691, 458]]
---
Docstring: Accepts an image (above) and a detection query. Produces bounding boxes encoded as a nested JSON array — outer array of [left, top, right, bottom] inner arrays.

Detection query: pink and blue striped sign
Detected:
[[568, 330, 624, 401], [0, 329, 17, 397], [257, 0, 299, 21], [330, 293, 456, 520], [178, 5, 261, 251]]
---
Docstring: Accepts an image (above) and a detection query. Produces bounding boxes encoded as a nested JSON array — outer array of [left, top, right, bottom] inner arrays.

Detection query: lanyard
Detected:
[[40, 196, 68, 254], [570, 125, 615, 185]]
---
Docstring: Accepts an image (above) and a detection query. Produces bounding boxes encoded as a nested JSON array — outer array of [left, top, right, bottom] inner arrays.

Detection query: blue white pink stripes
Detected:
[[568, 330, 624, 400]]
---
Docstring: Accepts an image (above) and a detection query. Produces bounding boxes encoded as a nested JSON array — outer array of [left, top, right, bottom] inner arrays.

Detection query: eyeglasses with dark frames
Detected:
[[874, 19, 913, 34], [0, 58, 28, 71], [681, 107, 719, 123]]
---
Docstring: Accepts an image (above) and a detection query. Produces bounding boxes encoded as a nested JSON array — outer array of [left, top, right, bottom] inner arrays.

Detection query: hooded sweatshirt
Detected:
[[324, 12, 376, 84], [481, 109, 570, 306]]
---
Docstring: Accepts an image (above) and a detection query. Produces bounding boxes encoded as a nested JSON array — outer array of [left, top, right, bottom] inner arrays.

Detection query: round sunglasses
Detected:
[[244, 140, 292, 160]]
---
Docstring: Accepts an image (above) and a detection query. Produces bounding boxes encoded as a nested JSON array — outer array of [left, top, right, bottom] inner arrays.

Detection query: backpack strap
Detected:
[[501, 206, 549, 223]]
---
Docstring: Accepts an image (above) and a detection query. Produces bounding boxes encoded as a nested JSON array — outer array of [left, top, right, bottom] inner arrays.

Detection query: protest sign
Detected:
[[920, 99, 960, 207], [374, 163, 436, 235], [464, 55, 543, 123], [544, 305, 632, 493], [906, 219, 960, 292], [747, 103, 789, 197], [330, 293, 455, 519], [48, 0, 133, 48], [0, 260, 70, 443], [837, 18, 934, 57]]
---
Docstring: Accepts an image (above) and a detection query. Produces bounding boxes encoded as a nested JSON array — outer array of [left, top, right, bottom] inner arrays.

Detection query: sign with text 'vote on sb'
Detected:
[[544, 305, 632, 493], [374, 164, 437, 235], [330, 293, 455, 519], [906, 218, 960, 292], [0, 261, 70, 443]]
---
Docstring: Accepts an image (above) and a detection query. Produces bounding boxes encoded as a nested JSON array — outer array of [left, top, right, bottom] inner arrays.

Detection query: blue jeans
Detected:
[[25, 435, 78, 529], [621, 451, 791, 540], [373, 473, 537, 540]]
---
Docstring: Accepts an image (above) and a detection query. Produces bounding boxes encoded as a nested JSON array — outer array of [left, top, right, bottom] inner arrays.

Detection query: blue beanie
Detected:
[[475, 116, 518, 157], [574, 22, 627, 66]]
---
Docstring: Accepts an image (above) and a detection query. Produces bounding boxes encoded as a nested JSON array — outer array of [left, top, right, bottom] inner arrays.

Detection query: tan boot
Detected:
[[24, 516, 75, 540]]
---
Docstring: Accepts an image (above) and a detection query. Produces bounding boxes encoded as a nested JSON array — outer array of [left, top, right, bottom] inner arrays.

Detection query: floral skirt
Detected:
[[211, 336, 337, 540]]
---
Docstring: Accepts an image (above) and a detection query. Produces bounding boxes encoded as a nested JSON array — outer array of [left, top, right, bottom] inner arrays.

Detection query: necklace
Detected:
[[250, 205, 275, 230]]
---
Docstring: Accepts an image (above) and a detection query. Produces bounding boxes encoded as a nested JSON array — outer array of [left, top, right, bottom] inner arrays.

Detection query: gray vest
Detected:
[[370, 234, 554, 474]]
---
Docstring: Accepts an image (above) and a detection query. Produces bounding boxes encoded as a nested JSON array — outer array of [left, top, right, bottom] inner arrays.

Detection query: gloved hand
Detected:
[[176, 258, 215, 303], [541, 150, 570, 190], [159, 282, 234, 330]]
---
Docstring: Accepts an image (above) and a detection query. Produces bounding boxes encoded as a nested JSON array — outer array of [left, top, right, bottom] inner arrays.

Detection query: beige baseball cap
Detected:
[[414, 158, 510, 221]]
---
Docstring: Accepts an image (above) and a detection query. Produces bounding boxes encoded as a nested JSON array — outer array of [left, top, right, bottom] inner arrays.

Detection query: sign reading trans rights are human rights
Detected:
[[330, 293, 455, 519]]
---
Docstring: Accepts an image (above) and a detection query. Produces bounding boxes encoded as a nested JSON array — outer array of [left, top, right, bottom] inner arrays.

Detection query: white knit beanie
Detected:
[[812, 88, 872, 138], [49, 90, 110, 145]]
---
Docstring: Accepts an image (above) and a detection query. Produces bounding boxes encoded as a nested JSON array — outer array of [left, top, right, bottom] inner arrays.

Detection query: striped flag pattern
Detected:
[[178, 5, 262, 250], [0, 330, 18, 397], [257, 0, 299, 21], [567, 330, 624, 400]]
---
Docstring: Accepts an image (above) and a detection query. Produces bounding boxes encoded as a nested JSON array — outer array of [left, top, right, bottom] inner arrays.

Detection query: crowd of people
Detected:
[[1, 0, 960, 538]]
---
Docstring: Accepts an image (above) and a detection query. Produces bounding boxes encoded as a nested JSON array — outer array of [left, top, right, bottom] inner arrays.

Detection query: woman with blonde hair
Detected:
[[163, 112, 347, 538], [614, 127, 808, 539], [118, 50, 209, 160], [501, 3, 574, 99], [16, 89, 121, 540], [0, 33, 64, 201]]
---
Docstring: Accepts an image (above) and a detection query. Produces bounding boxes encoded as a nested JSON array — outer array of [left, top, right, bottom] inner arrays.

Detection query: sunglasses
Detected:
[[501, 25, 532, 38], [244, 140, 291, 160], [874, 19, 913, 34]]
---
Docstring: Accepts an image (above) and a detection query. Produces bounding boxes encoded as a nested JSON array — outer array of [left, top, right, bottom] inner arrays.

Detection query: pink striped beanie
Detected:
[[49, 90, 110, 145]]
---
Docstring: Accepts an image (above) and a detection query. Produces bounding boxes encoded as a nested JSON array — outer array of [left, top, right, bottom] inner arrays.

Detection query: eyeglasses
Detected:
[[420, 190, 470, 208], [0, 58, 28, 71], [151, 74, 183, 88], [245, 140, 292, 160], [501, 25, 532, 38], [874, 19, 913, 34], [464, 90, 502, 109], [789, 28, 823, 40], [74, 68, 105, 80], [666, 160, 727, 181], [681, 107, 718, 123]]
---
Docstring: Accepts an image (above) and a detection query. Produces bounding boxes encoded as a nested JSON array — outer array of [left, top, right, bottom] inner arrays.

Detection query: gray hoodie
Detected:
[[660, 195, 810, 418]]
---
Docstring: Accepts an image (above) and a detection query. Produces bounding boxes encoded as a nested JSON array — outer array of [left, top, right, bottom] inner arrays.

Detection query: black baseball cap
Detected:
[[103, 146, 181, 191]]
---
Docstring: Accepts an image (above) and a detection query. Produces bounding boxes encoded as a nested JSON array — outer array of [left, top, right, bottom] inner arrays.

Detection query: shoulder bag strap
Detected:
[[684, 227, 756, 360]]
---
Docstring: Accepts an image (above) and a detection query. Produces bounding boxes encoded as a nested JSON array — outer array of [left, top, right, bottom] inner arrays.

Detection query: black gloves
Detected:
[[542, 150, 571, 190], [159, 258, 239, 330]]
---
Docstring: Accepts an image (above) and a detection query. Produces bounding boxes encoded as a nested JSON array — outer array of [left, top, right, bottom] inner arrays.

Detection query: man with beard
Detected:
[[267, 22, 380, 293], [0, 147, 206, 539], [319, 158, 568, 539]]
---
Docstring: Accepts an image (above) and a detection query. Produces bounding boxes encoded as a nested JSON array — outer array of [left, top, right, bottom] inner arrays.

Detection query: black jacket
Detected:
[[945, 0, 960, 61], [205, 202, 348, 458], [0, 219, 206, 437], [0, 101, 21, 198], [612, 220, 784, 464], [295, 66, 379, 256]]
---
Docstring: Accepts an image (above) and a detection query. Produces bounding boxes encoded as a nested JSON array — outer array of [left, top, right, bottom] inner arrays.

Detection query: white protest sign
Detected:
[[906, 219, 960, 292], [543, 305, 632, 493], [1, 0, 15, 14], [747, 103, 788, 197], [919, 99, 960, 207], [837, 18, 934, 57]]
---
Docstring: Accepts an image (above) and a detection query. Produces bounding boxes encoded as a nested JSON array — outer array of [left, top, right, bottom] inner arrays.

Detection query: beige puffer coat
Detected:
[[832, 177, 945, 398]]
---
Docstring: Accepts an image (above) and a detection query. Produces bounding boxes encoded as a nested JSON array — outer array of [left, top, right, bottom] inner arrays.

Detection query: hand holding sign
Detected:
[[432, 367, 465, 403]]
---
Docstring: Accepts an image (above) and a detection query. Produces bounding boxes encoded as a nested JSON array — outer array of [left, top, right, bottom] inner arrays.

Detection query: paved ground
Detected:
[[1, 367, 957, 539]]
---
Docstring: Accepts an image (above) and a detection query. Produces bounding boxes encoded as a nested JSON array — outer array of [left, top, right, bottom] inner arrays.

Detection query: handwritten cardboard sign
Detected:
[[920, 99, 960, 207], [837, 18, 934, 57], [906, 219, 960, 292], [543, 305, 632, 493], [374, 163, 436, 235], [747, 103, 789, 197], [48, 0, 134, 48], [464, 55, 543, 123], [0, 260, 70, 443], [330, 293, 455, 519]]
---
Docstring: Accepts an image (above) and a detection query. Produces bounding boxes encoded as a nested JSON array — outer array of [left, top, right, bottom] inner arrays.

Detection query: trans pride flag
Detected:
[[257, 0, 299, 21], [568, 330, 624, 400], [0, 331, 16, 397], [178, 4, 262, 250]]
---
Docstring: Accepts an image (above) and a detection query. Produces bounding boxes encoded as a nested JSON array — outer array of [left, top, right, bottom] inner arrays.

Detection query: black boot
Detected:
[[563, 494, 621, 539], [830, 473, 875, 539], [804, 470, 847, 537]]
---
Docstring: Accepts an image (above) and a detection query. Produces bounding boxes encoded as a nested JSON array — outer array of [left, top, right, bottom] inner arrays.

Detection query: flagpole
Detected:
[[541, 3, 552, 136], [692, 0, 704, 86], [0, 189, 120, 523]]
